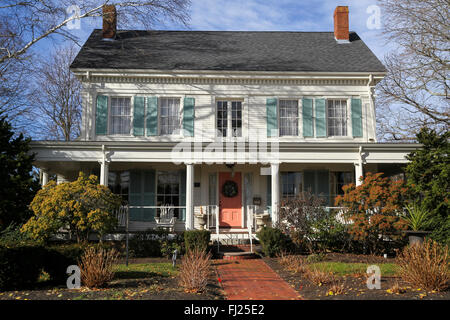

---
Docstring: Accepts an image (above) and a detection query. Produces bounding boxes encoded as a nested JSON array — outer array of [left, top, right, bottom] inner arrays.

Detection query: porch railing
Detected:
[[204, 205, 219, 230], [114, 204, 129, 228]]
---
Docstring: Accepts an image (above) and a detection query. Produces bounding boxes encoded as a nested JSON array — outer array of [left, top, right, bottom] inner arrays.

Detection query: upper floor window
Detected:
[[160, 98, 181, 135], [110, 97, 131, 135], [279, 100, 298, 136], [327, 99, 347, 136], [216, 100, 242, 137]]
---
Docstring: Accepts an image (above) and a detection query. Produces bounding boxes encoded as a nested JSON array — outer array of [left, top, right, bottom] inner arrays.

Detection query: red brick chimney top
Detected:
[[102, 5, 117, 39], [334, 6, 349, 42]]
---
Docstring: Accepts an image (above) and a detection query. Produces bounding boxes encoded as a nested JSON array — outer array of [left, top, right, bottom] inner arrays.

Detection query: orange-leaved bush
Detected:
[[21, 172, 121, 243], [335, 172, 411, 254]]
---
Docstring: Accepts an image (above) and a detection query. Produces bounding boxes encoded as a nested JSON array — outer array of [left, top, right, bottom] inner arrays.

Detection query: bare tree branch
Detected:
[[376, 0, 450, 141]]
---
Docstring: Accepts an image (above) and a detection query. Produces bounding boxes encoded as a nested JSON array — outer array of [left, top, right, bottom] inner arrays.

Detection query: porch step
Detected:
[[215, 244, 260, 260], [219, 251, 258, 260]]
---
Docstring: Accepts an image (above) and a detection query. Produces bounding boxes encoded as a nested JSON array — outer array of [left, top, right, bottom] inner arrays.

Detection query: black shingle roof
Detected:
[[70, 29, 386, 73]]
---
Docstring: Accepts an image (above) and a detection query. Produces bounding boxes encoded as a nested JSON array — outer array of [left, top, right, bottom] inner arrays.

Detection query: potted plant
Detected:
[[194, 206, 208, 230], [402, 201, 432, 245], [255, 212, 271, 232]]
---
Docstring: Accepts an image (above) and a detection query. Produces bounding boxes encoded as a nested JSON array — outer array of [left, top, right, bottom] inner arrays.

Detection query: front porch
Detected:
[[32, 141, 418, 236]]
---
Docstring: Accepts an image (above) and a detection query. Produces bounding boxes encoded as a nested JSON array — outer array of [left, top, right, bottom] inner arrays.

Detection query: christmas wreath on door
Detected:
[[222, 180, 238, 198]]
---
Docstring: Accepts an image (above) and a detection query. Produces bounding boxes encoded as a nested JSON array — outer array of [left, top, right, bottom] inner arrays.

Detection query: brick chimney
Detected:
[[334, 6, 349, 42], [102, 5, 117, 39]]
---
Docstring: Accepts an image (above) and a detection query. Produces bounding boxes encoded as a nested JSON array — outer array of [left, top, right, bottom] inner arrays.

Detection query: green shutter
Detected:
[[95, 95, 108, 135], [315, 98, 326, 137], [351, 98, 363, 137], [142, 170, 156, 221], [303, 170, 315, 194], [266, 98, 278, 137], [266, 175, 272, 214], [133, 96, 145, 136], [146, 97, 158, 136], [183, 97, 195, 137], [180, 170, 186, 221], [316, 170, 330, 206], [302, 98, 313, 137], [129, 170, 142, 221]]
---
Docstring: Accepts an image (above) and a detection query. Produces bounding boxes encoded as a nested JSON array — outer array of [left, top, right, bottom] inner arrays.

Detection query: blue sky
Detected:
[[37, 0, 392, 62]]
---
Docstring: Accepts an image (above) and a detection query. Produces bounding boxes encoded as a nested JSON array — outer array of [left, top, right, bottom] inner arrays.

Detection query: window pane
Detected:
[[327, 99, 347, 136], [279, 100, 298, 136], [216, 101, 228, 137], [159, 98, 180, 135], [110, 97, 131, 135]]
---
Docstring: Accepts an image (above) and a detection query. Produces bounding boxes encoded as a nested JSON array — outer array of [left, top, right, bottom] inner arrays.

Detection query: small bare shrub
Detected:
[[327, 281, 346, 296], [278, 252, 306, 274], [397, 239, 449, 291], [79, 246, 119, 288], [178, 248, 211, 293], [387, 281, 406, 294], [305, 267, 334, 286]]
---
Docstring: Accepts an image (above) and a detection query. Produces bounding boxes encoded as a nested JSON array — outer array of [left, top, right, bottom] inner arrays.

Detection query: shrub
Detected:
[[0, 223, 39, 247], [42, 243, 87, 284], [306, 253, 326, 263], [335, 172, 410, 254], [327, 281, 346, 296], [178, 248, 211, 293], [128, 229, 183, 257], [161, 240, 183, 259], [277, 191, 328, 253], [396, 239, 449, 291], [278, 253, 306, 274], [312, 213, 355, 253], [305, 267, 335, 286], [22, 172, 121, 243], [79, 246, 119, 288], [0, 117, 40, 230], [184, 230, 211, 253], [0, 244, 46, 290], [405, 128, 449, 245], [256, 226, 290, 257], [402, 201, 433, 231]]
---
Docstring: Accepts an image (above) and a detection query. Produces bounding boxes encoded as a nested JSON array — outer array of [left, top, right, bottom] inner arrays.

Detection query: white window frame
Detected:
[[278, 99, 299, 137], [215, 99, 243, 138], [326, 98, 351, 138], [158, 97, 182, 136], [108, 96, 133, 136]]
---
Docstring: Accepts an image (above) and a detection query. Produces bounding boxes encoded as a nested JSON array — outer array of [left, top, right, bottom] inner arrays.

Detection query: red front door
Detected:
[[219, 172, 242, 227]]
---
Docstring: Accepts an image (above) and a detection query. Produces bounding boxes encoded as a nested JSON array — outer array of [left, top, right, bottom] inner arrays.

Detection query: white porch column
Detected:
[[355, 146, 364, 186], [99, 160, 109, 186], [41, 169, 49, 186], [271, 162, 280, 226], [354, 162, 363, 186], [185, 163, 194, 230]]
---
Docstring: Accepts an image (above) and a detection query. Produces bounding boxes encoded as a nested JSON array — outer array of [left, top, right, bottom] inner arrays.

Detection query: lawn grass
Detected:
[[306, 262, 399, 276], [113, 262, 179, 279]]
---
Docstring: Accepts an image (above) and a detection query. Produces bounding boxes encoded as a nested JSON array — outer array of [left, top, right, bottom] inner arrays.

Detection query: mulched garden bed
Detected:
[[0, 258, 225, 300], [263, 253, 450, 300]]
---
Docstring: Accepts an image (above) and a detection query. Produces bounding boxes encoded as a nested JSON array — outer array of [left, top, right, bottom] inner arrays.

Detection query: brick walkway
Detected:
[[215, 260, 302, 300]]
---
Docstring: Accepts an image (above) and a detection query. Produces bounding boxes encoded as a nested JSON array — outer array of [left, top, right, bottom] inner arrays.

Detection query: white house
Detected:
[[31, 6, 420, 236]]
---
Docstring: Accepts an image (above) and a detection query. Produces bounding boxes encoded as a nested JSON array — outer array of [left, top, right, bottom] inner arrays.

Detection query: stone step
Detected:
[[217, 251, 259, 260]]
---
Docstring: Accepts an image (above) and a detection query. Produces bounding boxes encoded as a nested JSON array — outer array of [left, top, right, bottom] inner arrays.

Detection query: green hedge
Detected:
[[0, 242, 117, 290], [184, 230, 211, 252], [256, 226, 290, 257], [0, 244, 46, 290], [128, 229, 184, 257]]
